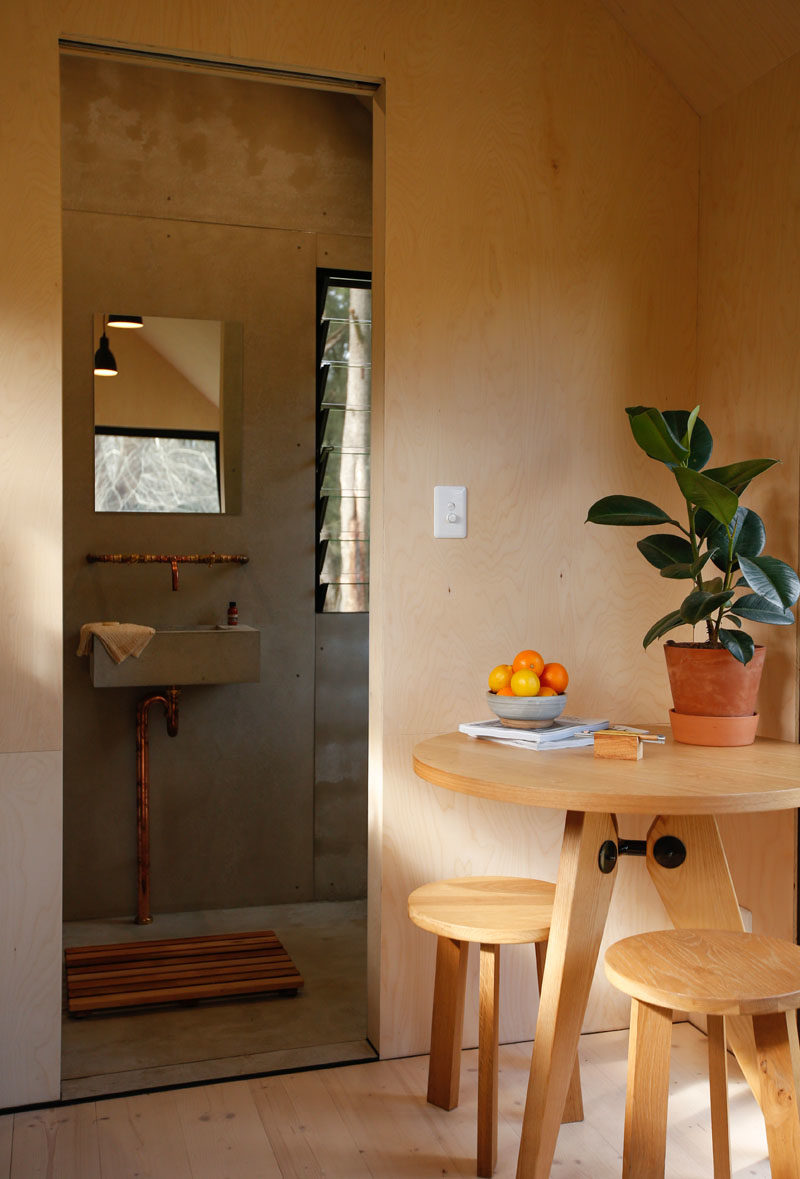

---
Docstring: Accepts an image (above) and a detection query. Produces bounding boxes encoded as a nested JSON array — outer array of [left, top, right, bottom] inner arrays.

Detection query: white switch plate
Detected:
[[434, 485, 467, 538]]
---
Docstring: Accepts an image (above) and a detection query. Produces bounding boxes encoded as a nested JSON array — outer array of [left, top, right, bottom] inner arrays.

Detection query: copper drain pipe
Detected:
[[136, 687, 180, 924]]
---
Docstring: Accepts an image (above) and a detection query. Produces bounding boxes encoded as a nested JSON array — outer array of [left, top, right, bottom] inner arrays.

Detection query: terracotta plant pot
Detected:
[[663, 642, 766, 747]]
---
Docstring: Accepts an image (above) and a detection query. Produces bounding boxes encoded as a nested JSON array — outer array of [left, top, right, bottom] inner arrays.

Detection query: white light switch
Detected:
[[434, 485, 467, 538]]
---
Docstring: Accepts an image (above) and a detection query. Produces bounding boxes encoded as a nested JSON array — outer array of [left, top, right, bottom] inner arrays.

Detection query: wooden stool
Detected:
[[604, 928, 800, 1178], [408, 875, 583, 1177]]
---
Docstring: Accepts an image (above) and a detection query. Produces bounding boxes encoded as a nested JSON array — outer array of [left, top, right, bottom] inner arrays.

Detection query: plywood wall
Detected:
[[698, 52, 800, 940], [3, 0, 764, 1104], [0, 4, 66, 1107]]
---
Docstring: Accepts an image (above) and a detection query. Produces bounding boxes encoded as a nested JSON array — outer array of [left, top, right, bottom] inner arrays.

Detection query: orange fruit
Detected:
[[512, 648, 545, 676], [537, 686, 558, 697], [488, 663, 513, 692], [496, 684, 515, 696], [510, 668, 540, 696], [539, 662, 569, 694]]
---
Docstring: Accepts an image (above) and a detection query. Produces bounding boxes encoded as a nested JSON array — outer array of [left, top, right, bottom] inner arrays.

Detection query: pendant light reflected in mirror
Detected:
[[107, 314, 143, 329], [93, 316, 118, 376]]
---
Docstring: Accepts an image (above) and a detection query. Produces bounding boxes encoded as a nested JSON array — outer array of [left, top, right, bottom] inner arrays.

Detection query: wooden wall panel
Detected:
[[600, 0, 800, 116], [0, 10, 63, 755], [1, 0, 703, 1098], [697, 51, 800, 941], [369, 0, 699, 1056], [0, 2, 65, 1108]]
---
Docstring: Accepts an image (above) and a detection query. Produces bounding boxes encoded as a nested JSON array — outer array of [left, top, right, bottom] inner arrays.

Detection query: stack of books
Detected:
[[458, 716, 610, 750]]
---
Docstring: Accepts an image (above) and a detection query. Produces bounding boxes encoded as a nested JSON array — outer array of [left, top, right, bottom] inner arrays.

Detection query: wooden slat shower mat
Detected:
[[65, 930, 304, 1014]]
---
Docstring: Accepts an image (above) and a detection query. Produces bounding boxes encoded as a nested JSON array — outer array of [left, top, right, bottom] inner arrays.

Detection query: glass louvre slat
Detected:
[[320, 497, 370, 540], [321, 582, 369, 613], [319, 449, 371, 495], [323, 287, 372, 320], [320, 405, 371, 454], [320, 539, 370, 583], [323, 329, 372, 366], [320, 365, 371, 406]]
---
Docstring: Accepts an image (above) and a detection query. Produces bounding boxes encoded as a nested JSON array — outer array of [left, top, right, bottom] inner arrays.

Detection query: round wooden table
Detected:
[[413, 730, 800, 1179]]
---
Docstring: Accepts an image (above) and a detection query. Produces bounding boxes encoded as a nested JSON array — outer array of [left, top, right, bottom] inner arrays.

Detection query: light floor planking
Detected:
[[1, 1023, 770, 1178]]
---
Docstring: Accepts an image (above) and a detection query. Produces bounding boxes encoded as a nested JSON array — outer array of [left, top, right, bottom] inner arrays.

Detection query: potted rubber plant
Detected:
[[586, 406, 800, 745]]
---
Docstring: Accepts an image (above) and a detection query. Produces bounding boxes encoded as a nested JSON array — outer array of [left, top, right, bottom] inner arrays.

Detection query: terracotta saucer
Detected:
[[669, 709, 759, 747]]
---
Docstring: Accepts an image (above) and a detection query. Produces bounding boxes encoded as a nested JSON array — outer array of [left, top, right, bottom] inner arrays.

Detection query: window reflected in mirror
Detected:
[[93, 314, 242, 514], [95, 427, 221, 513]]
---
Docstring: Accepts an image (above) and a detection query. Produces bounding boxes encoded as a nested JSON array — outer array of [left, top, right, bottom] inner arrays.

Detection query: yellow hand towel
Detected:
[[77, 622, 156, 664]]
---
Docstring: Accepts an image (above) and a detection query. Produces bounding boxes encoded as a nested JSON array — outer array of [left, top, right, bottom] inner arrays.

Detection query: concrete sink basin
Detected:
[[90, 624, 260, 687]]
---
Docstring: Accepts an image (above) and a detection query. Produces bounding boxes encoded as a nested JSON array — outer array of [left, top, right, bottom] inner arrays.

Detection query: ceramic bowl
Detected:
[[486, 691, 567, 728]]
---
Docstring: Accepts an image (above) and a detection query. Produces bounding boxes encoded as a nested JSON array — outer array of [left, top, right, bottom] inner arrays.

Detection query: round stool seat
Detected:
[[605, 928, 800, 1016], [408, 875, 556, 944]]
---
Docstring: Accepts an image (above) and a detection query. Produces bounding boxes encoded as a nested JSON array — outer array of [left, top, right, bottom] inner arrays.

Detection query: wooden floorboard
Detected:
[[1, 1025, 772, 1178]]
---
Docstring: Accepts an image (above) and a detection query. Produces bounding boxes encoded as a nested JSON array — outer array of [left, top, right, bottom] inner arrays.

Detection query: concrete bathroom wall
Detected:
[[61, 55, 371, 920]]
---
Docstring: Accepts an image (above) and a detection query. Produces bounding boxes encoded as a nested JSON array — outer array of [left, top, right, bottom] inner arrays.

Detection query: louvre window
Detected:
[[316, 270, 371, 612]]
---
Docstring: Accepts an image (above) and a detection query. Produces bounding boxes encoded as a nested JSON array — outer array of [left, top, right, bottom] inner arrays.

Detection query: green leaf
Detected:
[[737, 555, 800, 609], [659, 562, 696, 580], [694, 508, 718, 540], [673, 467, 739, 526], [586, 496, 678, 526], [691, 550, 716, 577], [682, 405, 700, 446], [717, 628, 755, 665], [679, 588, 734, 624], [707, 508, 765, 573], [642, 609, 685, 649], [626, 407, 690, 465], [662, 409, 712, 470], [730, 593, 796, 625], [637, 534, 693, 570], [701, 576, 724, 594], [702, 458, 779, 495]]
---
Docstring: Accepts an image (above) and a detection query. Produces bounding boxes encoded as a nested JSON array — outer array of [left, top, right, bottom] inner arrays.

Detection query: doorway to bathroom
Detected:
[[60, 42, 378, 1099]]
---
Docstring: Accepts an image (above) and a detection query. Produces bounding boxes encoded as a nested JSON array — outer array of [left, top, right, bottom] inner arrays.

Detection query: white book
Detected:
[[488, 733, 599, 751], [458, 716, 610, 746]]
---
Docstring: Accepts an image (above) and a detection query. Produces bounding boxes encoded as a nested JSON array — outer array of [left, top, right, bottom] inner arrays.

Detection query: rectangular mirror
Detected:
[[93, 314, 242, 513]]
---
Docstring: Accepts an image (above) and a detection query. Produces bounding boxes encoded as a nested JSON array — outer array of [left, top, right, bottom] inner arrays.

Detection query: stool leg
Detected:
[[478, 943, 500, 1178], [535, 939, 583, 1122], [707, 1015, 731, 1179], [752, 1011, 800, 1179], [789, 1013, 800, 1105], [645, 815, 761, 1104], [427, 936, 469, 1110], [623, 999, 672, 1179]]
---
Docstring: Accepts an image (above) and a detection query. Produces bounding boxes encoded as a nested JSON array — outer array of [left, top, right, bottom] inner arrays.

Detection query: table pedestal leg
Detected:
[[645, 814, 761, 1101], [516, 810, 618, 1179]]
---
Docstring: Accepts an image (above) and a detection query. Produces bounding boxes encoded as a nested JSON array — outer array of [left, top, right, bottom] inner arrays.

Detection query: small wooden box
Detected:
[[593, 730, 643, 760]]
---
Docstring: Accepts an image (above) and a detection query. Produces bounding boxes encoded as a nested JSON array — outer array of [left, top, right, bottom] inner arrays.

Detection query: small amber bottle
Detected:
[[227, 601, 238, 626]]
